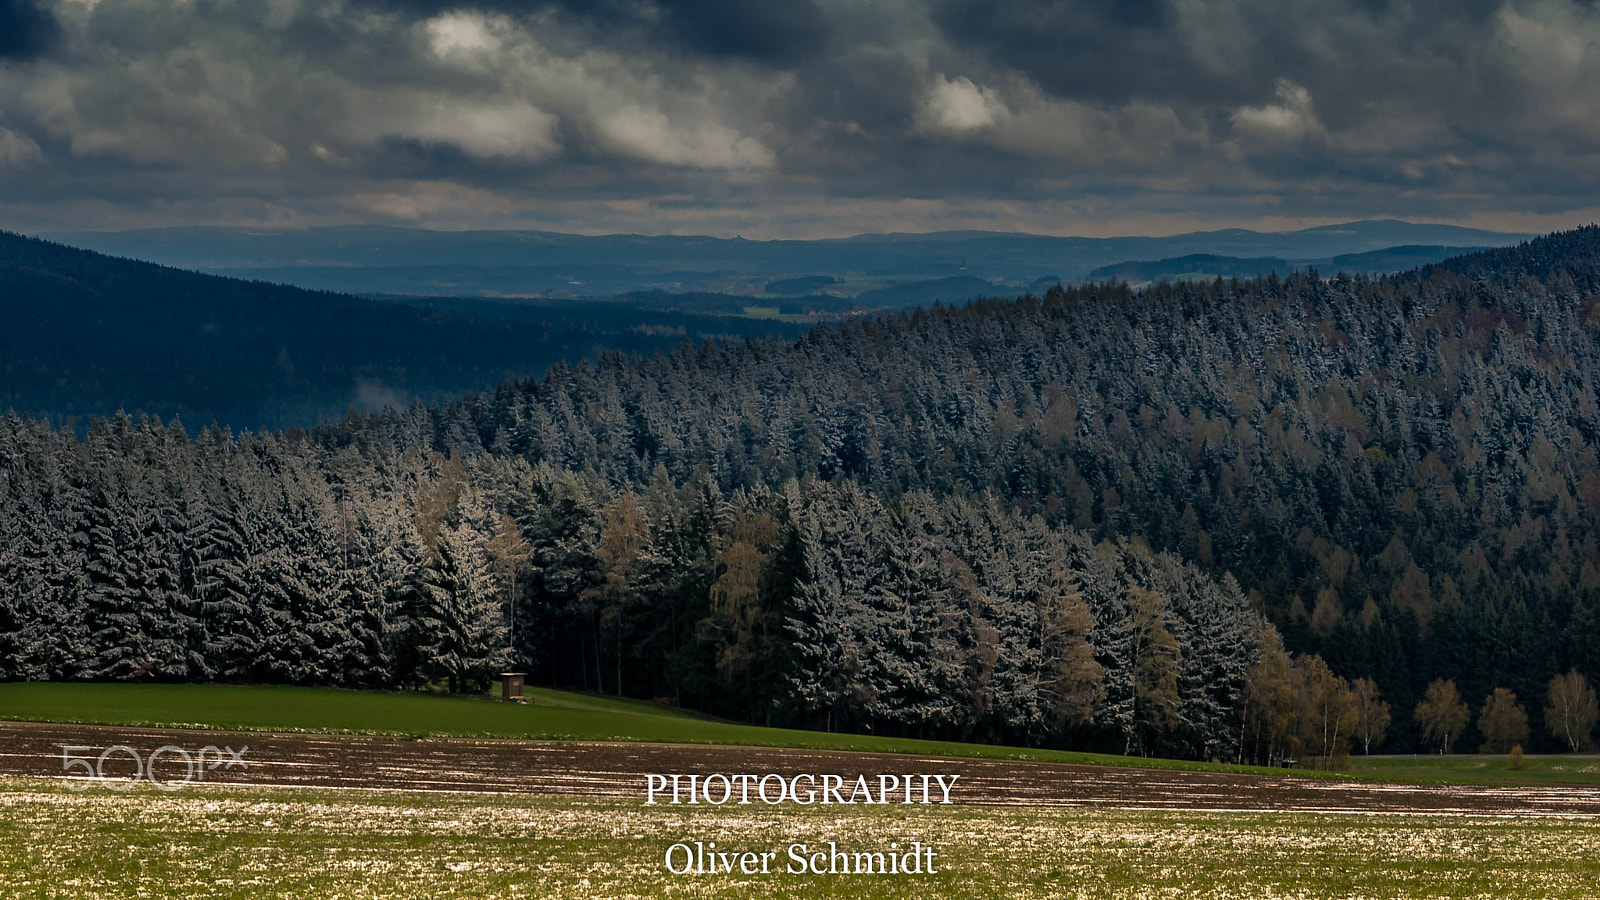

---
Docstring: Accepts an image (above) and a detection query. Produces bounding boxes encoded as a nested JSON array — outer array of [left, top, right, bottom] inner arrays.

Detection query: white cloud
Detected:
[[340, 181, 521, 223], [394, 100, 560, 163], [919, 75, 1005, 133], [1498, 2, 1592, 91], [1230, 80, 1322, 143], [910, 73, 1199, 169], [595, 105, 775, 169], [426, 11, 505, 59], [0, 128, 42, 168]]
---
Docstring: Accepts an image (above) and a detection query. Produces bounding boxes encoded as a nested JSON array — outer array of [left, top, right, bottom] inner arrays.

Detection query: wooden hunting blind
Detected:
[[500, 673, 526, 703]]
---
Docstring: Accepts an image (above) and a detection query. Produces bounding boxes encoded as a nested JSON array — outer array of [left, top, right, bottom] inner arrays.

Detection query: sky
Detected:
[[3, 0, 1600, 239]]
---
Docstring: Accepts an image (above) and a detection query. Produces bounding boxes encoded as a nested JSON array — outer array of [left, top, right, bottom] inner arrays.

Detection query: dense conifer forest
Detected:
[[7, 227, 1600, 762]]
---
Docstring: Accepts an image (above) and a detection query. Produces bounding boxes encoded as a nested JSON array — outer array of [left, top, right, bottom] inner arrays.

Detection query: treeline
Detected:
[[1241, 643, 1600, 765], [0, 413, 1260, 758]]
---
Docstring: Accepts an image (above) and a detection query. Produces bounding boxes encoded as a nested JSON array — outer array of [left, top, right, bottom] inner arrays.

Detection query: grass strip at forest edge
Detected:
[[1, 681, 1592, 787]]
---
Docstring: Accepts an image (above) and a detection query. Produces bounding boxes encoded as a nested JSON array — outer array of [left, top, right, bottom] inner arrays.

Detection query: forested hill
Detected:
[[0, 232, 805, 429], [6, 226, 1600, 760], [1429, 225, 1600, 284], [341, 226, 1600, 746]]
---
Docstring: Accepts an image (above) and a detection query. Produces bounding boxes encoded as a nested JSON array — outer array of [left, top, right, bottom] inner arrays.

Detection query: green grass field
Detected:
[[739, 306, 820, 323], [0, 681, 1299, 777], [8, 682, 1600, 787], [1349, 753, 1600, 786], [3, 777, 1597, 899]]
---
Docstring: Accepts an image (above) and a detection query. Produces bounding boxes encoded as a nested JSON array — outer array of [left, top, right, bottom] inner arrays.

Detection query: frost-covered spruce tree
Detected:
[[334, 489, 416, 688], [80, 474, 191, 680], [872, 490, 957, 735], [246, 461, 343, 684], [193, 492, 266, 681], [0, 418, 91, 680], [945, 492, 1039, 740], [1069, 537, 1137, 753], [1172, 568, 1256, 761], [783, 480, 880, 732], [414, 508, 510, 694]]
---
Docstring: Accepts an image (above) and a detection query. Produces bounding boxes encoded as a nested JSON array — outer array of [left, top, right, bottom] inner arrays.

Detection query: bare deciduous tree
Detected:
[[1477, 687, 1529, 754], [1350, 677, 1391, 755], [1414, 679, 1469, 754], [1545, 670, 1600, 753]]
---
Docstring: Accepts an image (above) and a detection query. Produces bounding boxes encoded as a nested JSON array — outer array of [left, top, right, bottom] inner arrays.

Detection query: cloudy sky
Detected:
[[3, 0, 1600, 238]]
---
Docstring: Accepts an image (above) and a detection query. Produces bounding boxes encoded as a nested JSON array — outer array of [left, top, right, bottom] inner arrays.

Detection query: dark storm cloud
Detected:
[[0, 0, 60, 60], [783, 47, 922, 143], [4, 0, 1600, 236], [354, 0, 830, 63], [657, 0, 830, 64], [929, 0, 1508, 107], [931, 0, 1223, 103]]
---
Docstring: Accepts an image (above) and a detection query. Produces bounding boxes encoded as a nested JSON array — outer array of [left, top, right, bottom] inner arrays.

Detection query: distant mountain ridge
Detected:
[[1087, 245, 1491, 285], [44, 220, 1531, 300], [1089, 254, 1294, 282]]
